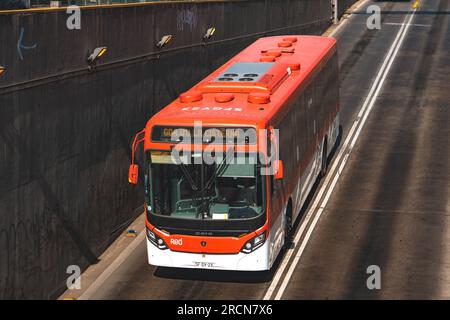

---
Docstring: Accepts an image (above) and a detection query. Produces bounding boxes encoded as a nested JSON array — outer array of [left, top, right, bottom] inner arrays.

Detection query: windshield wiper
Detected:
[[177, 149, 234, 218], [203, 148, 234, 191], [199, 148, 234, 217]]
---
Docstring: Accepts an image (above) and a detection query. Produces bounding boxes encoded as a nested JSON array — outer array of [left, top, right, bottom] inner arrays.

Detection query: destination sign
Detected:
[[151, 126, 257, 144]]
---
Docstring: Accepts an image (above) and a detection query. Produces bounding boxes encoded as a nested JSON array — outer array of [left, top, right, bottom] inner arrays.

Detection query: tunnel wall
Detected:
[[0, 0, 336, 299]]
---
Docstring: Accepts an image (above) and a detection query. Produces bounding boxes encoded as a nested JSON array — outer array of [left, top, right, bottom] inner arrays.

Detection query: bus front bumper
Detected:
[[146, 239, 270, 271]]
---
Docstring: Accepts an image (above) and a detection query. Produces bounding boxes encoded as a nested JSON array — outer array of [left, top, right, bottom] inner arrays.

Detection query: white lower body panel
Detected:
[[147, 239, 270, 271]]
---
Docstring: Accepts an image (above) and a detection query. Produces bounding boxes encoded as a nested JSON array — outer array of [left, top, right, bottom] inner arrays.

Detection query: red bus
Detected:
[[128, 35, 340, 271]]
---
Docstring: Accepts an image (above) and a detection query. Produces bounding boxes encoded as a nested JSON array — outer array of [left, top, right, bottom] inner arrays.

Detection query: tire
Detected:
[[320, 139, 328, 178], [283, 203, 293, 250]]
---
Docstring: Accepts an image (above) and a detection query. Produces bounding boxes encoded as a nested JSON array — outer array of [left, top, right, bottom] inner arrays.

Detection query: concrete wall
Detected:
[[0, 0, 333, 299]]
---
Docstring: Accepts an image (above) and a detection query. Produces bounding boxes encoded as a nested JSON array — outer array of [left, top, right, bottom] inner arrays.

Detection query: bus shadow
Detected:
[[154, 127, 343, 284]]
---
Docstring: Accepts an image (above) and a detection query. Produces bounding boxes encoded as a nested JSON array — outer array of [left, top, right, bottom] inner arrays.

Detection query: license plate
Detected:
[[193, 261, 216, 268]]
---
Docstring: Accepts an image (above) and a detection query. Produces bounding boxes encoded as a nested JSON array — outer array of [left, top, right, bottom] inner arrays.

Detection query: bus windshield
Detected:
[[148, 151, 265, 220]]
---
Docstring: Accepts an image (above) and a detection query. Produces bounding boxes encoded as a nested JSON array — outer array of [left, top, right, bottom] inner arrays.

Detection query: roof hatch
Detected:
[[199, 61, 292, 94], [214, 62, 274, 83]]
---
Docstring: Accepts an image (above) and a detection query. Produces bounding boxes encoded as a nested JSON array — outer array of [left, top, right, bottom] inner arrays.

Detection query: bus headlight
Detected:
[[147, 228, 168, 250], [241, 231, 266, 254]]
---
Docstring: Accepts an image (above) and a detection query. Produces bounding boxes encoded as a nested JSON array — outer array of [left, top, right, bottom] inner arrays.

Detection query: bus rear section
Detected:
[[128, 35, 340, 271]]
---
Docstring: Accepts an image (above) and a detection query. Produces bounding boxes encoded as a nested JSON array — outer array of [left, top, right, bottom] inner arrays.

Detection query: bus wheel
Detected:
[[283, 203, 293, 250], [320, 139, 328, 178]]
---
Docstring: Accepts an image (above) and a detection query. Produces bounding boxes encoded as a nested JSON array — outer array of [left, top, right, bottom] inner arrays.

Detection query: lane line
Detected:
[[265, 7, 417, 300], [78, 231, 146, 300]]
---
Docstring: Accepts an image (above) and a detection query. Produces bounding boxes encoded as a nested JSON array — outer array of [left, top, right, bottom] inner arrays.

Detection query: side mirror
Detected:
[[128, 164, 139, 185], [274, 160, 284, 180]]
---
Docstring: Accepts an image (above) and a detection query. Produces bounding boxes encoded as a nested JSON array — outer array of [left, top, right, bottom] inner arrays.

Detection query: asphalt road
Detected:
[[85, 0, 450, 300]]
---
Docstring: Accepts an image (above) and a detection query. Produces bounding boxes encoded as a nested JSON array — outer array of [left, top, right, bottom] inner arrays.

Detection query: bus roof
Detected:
[[147, 35, 336, 130]]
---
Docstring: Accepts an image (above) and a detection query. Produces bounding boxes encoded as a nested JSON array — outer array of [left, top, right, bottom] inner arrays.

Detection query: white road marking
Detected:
[[78, 231, 146, 300], [265, 7, 417, 300]]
